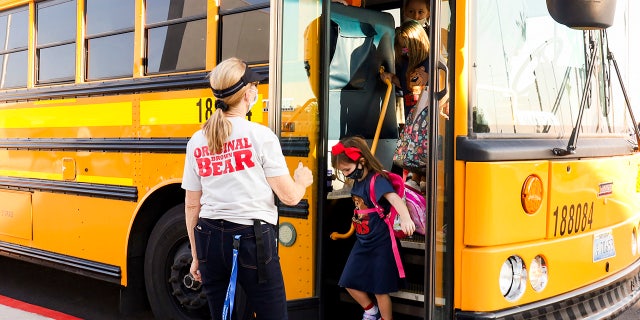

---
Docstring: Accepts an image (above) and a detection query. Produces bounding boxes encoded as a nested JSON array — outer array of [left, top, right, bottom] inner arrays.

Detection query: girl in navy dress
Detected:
[[330, 136, 416, 320]]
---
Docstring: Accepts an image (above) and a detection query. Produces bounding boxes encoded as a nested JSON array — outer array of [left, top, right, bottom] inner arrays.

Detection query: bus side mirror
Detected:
[[546, 0, 617, 30]]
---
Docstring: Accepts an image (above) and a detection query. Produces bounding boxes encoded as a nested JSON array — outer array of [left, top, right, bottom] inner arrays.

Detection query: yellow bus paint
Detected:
[[140, 98, 203, 125], [0, 169, 132, 186], [0, 190, 32, 240], [0, 102, 132, 128], [75, 175, 134, 186], [0, 169, 62, 181], [140, 94, 265, 126]]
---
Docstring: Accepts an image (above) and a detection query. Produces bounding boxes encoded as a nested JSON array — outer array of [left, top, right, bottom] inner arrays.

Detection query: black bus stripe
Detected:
[[0, 176, 138, 201], [0, 241, 121, 284], [0, 136, 310, 157]]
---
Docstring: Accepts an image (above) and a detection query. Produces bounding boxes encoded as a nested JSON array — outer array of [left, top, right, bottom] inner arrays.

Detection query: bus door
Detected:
[[272, 0, 455, 317], [268, 0, 323, 318], [321, 2, 400, 318], [317, 0, 454, 318], [426, 1, 454, 319]]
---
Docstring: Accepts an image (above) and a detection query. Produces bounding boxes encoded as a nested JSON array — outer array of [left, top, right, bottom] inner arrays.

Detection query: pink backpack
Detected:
[[355, 171, 427, 278], [403, 182, 427, 235]]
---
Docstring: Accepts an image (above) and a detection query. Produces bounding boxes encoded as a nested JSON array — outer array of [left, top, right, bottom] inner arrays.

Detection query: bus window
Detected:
[[85, 0, 134, 80], [145, 0, 207, 74], [471, 0, 630, 137], [327, 3, 398, 168], [36, 0, 76, 84], [220, 3, 270, 64], [0, 6, 28, 89]]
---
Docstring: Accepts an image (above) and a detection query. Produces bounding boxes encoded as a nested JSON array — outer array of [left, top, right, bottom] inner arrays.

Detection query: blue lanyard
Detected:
[[222, 234, 241, 320]]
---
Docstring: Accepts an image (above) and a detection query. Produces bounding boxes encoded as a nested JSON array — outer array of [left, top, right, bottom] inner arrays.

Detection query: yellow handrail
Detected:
[[371, 66, 393, 155], [330, 224, 355, 240]]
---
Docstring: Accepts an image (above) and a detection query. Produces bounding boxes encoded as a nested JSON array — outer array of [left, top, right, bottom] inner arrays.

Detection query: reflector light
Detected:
[[521, 175, 543, 214], [529, 255, 548, 292]]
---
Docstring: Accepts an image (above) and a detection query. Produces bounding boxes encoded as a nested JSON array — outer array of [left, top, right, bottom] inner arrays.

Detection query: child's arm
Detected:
[[380, 71, 401, 88], [383, 192, 416, 236]]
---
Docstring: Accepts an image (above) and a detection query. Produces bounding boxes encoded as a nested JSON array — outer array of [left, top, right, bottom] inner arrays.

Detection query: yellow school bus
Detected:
[[1, 0, 640, 319]]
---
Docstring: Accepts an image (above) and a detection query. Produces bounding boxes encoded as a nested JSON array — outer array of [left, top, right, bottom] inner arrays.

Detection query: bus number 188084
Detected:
[[552, 202, 594, 237]]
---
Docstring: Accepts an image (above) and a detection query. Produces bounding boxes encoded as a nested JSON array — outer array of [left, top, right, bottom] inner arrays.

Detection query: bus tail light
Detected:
[[499, 255, 527, 301], [529, 255, 548, 292], [521, 175, 543, 214]]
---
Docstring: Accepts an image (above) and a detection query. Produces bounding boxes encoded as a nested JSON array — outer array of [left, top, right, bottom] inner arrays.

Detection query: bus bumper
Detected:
[[456, 258, 640, 319]]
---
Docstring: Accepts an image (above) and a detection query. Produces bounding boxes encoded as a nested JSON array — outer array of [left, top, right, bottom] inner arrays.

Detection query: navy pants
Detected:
[[194, 218, 288, 320]]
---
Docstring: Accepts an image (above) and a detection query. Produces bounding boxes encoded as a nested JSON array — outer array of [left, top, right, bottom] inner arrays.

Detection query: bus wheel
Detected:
[[144, 204, 209, 319]]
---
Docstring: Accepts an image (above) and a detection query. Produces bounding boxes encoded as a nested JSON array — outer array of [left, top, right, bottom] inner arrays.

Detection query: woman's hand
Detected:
[[267, 162, 313, 206], [190, 259, 201, 282], [294, 162, 313, 188]]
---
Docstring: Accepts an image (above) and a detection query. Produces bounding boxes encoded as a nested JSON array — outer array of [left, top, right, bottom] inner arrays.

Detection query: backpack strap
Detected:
[[367, 173, 384, 219], [354, 208, 381, 215], [353, 173, 384, 216], [366, 172, 405, 278], [384, 215, 405, 278]]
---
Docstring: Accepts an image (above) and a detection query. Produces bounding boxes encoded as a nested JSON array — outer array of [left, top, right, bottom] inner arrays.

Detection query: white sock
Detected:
[[365, 305, 379, 315]]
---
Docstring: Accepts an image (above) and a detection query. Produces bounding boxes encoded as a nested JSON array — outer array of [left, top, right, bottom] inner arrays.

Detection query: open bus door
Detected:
[[271, 0, 455, 318], [426, 1, 454, 319], [315, 0, 455, 319]]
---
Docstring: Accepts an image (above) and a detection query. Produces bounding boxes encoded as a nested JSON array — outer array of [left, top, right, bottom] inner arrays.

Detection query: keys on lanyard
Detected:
[[222, 234, 241, 320]]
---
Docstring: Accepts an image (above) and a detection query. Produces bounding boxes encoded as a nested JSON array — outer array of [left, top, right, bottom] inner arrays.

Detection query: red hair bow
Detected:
[[331, 142, 361, 161]]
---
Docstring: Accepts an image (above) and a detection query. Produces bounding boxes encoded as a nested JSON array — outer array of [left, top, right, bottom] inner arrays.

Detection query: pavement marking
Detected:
[[0, 295, 82, 320]]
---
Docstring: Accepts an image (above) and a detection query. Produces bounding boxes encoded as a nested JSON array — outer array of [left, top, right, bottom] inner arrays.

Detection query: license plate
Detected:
[[593, 230, 616, 262]]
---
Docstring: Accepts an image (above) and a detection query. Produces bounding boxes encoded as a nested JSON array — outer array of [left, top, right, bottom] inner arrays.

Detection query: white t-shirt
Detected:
[[181, 117, 290, 225]]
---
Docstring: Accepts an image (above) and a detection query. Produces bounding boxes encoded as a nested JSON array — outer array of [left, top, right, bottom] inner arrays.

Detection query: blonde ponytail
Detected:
[[205, 57, 253, 154], [202, 109, 232, 154]]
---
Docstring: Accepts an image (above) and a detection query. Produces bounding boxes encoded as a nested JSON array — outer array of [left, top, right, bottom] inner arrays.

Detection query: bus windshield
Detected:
[[471, 0, 634, 138]]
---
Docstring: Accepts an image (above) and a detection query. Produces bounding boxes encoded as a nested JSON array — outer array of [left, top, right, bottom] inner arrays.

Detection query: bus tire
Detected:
[[144, 204, 209, 319], [144, 204, 254, 320]]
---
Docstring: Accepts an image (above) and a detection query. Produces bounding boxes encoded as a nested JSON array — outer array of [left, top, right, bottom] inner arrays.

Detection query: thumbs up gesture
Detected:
[[294, 162, 313, 188]]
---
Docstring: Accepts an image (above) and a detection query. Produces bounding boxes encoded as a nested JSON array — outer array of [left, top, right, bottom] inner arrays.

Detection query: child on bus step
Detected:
[[380, 20, 430, 189], [331, 136, 416, 320], [403, 0, 431, 34]]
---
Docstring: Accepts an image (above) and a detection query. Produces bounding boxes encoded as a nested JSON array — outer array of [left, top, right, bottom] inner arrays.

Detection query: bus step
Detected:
[[390, 289, 424, 302], [401, 234, 426, 250], [400, 233, 447, 252], [339, 292, 424, 318]]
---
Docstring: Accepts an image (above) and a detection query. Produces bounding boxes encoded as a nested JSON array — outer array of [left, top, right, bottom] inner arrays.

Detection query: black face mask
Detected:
[[346, 163, 364, 180]]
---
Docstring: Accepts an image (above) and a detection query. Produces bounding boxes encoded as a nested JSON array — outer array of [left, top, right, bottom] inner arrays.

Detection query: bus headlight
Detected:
[[499, 255, 527, 301], [529, 255, 548, 292]]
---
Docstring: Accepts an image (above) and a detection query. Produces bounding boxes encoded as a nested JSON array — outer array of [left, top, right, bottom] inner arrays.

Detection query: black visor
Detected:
[[212, 63, 266, 99]]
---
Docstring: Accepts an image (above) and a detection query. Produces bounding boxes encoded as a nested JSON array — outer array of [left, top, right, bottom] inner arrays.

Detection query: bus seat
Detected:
[[328, 3, 398, 168]]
